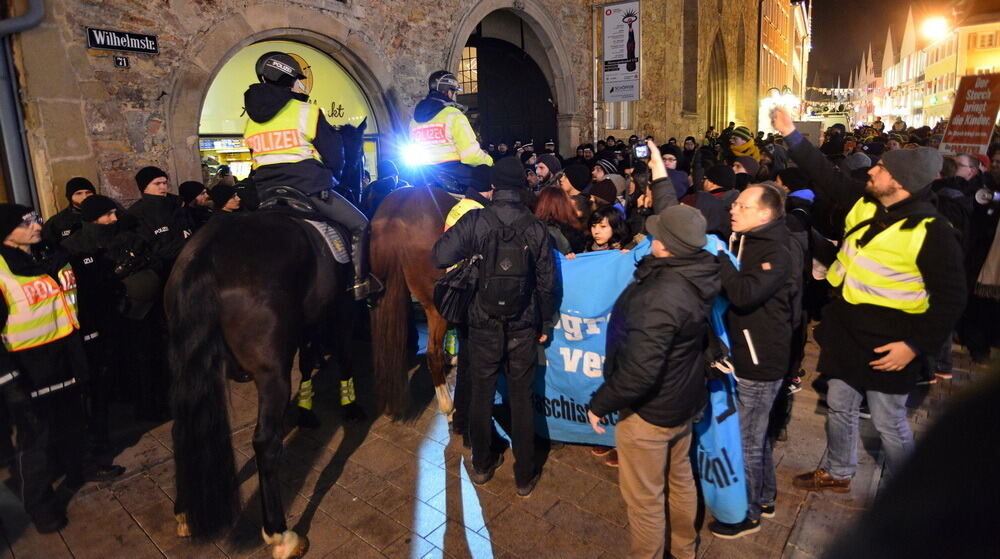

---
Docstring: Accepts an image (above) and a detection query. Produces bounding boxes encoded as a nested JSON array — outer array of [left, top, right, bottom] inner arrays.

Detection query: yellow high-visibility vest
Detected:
[[244, 99, 321, 167], [444, 197, 485, 231], [410, 106, 493, 167], [827, 198, 933, 313], [0, 255, 79, 352]]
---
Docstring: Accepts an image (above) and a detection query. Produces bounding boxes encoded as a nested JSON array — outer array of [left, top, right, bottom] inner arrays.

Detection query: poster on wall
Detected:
[[602, 1, 640, 102], [940, 74, 1000, 156]]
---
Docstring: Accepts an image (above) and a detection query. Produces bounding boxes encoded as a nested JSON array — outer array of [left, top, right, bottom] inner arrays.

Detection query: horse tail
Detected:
[[168, 244, 239, 538], [370, 236, 410, 418]]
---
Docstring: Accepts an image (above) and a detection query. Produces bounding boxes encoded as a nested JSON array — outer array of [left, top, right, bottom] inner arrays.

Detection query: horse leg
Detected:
[[254, 372, 307, 559], [296, 343, 320, 429], [333, 301, 366, 423], [424, 306, 453, 416]]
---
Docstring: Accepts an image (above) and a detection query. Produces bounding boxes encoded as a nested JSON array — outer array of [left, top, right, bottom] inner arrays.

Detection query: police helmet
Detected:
[[256, 52, 307, 85], [428, 71, 462, 94]]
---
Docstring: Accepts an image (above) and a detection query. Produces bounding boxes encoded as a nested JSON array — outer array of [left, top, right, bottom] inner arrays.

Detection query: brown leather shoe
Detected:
[[793, 469, 851, 493]]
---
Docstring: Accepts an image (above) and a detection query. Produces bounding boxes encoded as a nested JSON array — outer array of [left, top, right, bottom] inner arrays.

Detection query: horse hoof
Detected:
[[297, 408, 320, 429], [342, 403, 367, 424], [262, 529, 309, 559], [175, 514, 191, 538]]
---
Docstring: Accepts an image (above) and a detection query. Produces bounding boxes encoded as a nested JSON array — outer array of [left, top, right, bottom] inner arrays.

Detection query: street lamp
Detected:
[[921, 16, 949, 41]]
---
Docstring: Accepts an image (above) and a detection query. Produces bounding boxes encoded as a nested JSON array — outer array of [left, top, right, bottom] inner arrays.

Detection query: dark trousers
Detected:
[[82, 333, 111, 450], [451, 324, 471, 435], [4, 386, 86, 524], [468, 324, 537, 485]]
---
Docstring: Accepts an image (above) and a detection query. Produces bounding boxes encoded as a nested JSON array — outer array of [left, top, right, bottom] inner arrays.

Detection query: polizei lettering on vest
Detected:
[[246, 130, 299, 153]]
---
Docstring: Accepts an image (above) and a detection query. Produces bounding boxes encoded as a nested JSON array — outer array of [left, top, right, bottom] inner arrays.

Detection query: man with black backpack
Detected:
[[431, 157, 557, 497]]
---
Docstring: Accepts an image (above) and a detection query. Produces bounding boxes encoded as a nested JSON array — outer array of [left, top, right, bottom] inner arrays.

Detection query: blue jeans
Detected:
[[736, 378, 783, 522], [821, 378, 914, 479]]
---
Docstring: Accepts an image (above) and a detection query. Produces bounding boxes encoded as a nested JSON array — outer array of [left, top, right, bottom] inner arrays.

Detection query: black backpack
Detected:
[[476, 211, 536, 318]]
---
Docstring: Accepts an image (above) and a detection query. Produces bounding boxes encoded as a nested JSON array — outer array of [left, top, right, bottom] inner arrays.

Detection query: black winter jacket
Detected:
[[589, 251, 720, 428], [42, 207, 83, 247], [720, 219, 795, 381], [431, 188, 558, 332], [127, 193, 191, 275], [786, 130, 967, 393], [243, 83, 344, 195]]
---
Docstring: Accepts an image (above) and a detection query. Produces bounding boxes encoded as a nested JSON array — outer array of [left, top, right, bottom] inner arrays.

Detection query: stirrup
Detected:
[[351, 274, 384, 301]]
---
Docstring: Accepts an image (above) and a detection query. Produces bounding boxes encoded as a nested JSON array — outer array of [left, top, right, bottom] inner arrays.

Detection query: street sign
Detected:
[[86, 27, 158, 55], [940, 74, 1000, 156], [601, 1, 640, 102], [113, 56, 129, 69]]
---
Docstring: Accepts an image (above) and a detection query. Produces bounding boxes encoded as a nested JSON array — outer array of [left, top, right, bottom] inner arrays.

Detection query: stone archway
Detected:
[[446, 0, 582, 156], [165, 7, 400, 184]]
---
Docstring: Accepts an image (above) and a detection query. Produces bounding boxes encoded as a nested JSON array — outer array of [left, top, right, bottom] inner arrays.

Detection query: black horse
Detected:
[[166, 123, 366, 558]]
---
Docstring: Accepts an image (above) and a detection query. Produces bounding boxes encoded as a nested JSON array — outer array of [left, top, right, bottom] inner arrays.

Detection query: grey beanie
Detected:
[[645, 204, 706, 257], [843, 152, 872, 171], [880, 147, 943, 193]]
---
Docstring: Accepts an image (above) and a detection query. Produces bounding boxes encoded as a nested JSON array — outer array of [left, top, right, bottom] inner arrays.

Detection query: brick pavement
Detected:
[[0, 336, 991, 559]]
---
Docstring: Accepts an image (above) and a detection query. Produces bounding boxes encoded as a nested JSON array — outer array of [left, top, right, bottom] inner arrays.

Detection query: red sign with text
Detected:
[[941, 74, 1000, 156]]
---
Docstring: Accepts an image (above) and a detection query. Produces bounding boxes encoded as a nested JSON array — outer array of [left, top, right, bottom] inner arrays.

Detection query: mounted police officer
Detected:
[[410, 71, 493, 194], [243, 52, 379, 300]]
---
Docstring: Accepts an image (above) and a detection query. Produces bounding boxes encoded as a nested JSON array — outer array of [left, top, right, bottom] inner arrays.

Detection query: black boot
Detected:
[[349, 226, 383, 301]]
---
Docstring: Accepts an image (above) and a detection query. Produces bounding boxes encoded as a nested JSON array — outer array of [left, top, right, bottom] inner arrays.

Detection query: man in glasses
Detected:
[[0, 203, 124, 533]]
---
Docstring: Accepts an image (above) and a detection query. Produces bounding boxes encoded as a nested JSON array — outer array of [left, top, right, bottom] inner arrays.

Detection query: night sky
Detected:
[[810, 0, 954, 88]]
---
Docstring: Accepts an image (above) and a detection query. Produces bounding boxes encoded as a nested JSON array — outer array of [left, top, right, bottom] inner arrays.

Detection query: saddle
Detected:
[[257, 185, 350, 264]]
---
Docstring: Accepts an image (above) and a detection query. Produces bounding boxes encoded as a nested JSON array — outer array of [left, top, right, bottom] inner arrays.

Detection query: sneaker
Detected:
[[787, 377, 803, 394], [916, 377, 938, 386], [858, 404, 871, 420], [590, 445, 612, 456], [935, 371, 953, 381], [760, 504, 775, 519], [792, 469, 851, 493], [469, 453, 504, 485], [708, 517, 760, 539], [604, 449, 619, 468], [516, 472, 541, 498]]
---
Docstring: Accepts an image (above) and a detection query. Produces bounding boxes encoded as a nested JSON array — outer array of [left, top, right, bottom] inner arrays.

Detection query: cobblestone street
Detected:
[[0, 334, 991, 559]]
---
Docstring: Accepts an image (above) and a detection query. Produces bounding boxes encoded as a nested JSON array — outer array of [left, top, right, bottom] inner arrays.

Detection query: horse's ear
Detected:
[[359, 117, 367, 134]]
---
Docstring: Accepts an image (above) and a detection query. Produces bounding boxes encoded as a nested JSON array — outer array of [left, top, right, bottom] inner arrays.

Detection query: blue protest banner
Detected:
[[532, 237, 650, 446]]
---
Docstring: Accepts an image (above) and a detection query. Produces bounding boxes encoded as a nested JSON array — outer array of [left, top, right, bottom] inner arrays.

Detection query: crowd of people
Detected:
[[2, 59, 999, 556]]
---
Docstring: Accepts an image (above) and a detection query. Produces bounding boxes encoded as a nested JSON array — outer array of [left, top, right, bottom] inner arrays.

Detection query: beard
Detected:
[[865, 178, 895, 199]]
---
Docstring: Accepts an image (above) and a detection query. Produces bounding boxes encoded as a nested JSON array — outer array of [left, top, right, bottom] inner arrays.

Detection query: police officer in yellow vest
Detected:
[[410, 71, 493, 194], [0, 204, 124, 533], [770, 107, 966, 493], [244, 52, 380, 300]]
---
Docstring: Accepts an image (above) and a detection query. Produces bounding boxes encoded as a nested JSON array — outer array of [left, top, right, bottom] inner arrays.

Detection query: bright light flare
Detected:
[[401, 143, 431, 167], [921, 17, 949, 41]]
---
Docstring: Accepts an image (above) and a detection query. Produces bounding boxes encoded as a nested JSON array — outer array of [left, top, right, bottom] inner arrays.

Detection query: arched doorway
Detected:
[[198, 39, 381, 182], [707, 33, 729, 131], [447, 2, 579, 156], [460, 35, 557, 146]]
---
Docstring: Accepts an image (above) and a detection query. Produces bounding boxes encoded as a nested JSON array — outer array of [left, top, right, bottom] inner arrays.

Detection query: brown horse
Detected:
[[369, 184, 458, 418]]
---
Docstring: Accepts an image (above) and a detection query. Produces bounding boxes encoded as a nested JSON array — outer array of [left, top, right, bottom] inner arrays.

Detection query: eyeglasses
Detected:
[[20, 212, 41, 227], [663, 157, 677, 162], [732, 203, 758, 211], [956, 162, 976, 169]]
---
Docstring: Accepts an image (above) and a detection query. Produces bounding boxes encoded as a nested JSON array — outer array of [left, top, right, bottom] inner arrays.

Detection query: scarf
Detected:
[[730, 140, 760, 161]]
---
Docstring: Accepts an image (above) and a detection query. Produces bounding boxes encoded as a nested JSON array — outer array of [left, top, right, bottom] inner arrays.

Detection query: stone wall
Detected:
[[11, 0, 594, 216]]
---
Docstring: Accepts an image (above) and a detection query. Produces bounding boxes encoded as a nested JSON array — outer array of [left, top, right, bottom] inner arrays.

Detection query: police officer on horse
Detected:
[[243, 51, 380, 300]]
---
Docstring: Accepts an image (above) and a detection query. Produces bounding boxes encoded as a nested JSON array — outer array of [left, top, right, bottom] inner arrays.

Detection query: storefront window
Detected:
[[199, 40, 379, 180]]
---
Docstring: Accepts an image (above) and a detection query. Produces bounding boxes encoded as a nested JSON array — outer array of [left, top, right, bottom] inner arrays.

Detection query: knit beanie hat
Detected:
[[80, 195, 118, 222], [880, 147, 943, 193], [704, 165, 736, 190], [843, 152, 872, 171], [0, 204, 34, 240], [210, 183, 238, 208], [65, 177, 96, 200], [563, 164, 591, 192], [490, 157, 526, 190], [135, 166, 168, 193], [376, 160, 398, 178], [469, 165, 493, 192], [733, 156, 760, 177], [776, 167, 810, 191], [536, 153, 562, 174], [608, 174, 627, 197], [645, 204, 706, 257], [595, 158, 617, 176], [589, 179, 617, 206], [178, 181, 207, 204], [732, 126, 754, 142]]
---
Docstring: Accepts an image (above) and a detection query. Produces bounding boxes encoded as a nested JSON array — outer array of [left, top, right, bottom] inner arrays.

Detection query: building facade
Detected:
[[5, 0, 768, 216]]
